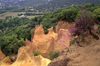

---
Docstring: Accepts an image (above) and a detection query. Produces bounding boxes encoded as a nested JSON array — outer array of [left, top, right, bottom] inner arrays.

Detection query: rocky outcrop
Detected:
[[56, 21, 71, 33], [0, 56, 12, 66], [0, 50, 6, 62], [0, 45, 51, 66], [25, 39, 37, 52], [48, 29, 71, 53], [30, 24, 71, 57], [53, 29, 71, 52], [31, 25, 57, 57], [48, 35, 100, 66]]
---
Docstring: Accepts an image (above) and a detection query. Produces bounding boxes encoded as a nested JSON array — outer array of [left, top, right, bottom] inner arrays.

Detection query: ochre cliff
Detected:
[[0, 46, 51, 66], [32, 25, 57, 57], [56, 21, 71, 33], [48, 35, 100, 66], [0, 50, 6, 62], [9, 46, 51, 66], [30, 23, 71, 57], [0, 56, 12, 66]]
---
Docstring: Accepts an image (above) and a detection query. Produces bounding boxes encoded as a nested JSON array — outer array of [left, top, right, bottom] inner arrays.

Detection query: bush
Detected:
[[48, 51, 60, 60], [57, 7, 79, 22], [0, 35, 25, 56], [70, 11, 96, 37], [30, 29, 35, 34], [98, 25, 100, 34], [33, 50, 39, 56], [70, 38, 75, 45], [94, 8, 100, 22]]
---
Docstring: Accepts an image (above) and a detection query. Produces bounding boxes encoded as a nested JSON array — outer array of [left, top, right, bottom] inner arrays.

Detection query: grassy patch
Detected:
[[26, 16, 38, 19], [70, 38, 75, 45], [48, 51, 60, 60], [0, 12, 42, 19], [33, 50, 39, 56]]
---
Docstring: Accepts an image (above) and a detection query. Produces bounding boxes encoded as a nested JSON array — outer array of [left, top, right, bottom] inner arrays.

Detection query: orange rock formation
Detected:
[[32, 25, 57, 57], [0, 50, 6, 62], [0, 56, 12, 66], [53, 29, 71, 52], [56, 21, 71, 33], [9, 46, 51, 66], [24, 39, 37, 53], [0, 45, 51, 66], [29, 23, 71, 57]]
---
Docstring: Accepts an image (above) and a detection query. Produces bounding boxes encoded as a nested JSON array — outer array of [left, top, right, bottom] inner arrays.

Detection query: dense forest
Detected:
[[0, 3, 100, 56]]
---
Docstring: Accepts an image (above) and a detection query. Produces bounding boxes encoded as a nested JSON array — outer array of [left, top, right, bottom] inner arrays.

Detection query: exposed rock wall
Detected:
[[56, 21, 71, 33], [53, 29, 71, 52], [30, 24, 71, 58], [32, 25, 57, 57], [0, 45, 51, 66], [48, 35, 100, 66], [0, 50, 6, 62], [0, 56, 12, 66], [9, 46, 51, 66], [24, 39, 37, 56]]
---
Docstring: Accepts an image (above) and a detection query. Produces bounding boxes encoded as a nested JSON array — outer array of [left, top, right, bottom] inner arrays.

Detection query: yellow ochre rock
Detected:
[[8, 46, 51, 66], [0, 56, 12, 66], [32, 24, 57, 57], [29, 23, 71, 57], [0, 50, 6, 62]]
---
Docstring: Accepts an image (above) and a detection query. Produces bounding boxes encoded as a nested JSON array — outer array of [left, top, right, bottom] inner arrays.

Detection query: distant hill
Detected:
[[18, 0, 49, 7], [36, 0, 100, 11], [0, 0, 49, 7]]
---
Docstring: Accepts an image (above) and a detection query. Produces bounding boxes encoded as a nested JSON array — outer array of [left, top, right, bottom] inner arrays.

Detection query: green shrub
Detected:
[[48, 51, 60, 60], [57, 7, 79, 22], [30, 29, 35, 34], [33, 50, 39, 56], [94, 8, 100, 22], [98, 25, 100, 34], [70, 38, 75, 45]]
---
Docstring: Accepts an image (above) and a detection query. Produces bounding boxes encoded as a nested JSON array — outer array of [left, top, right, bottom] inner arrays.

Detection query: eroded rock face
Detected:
[[54, 29, 71, 52], [25, 39, 37, 52], [56, 21, 71, 33], [0, 50, 6, 62], [32, 25, 57, 57], [48, 29, 71, 53], [9, 46, 51, 66], [48, 35, 100, 66], [0, 56, 12, 66], [0, 45, 51, 66], [29, 24, 71, 57]]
